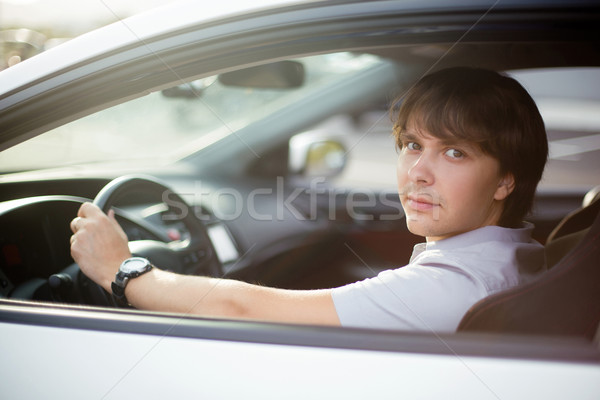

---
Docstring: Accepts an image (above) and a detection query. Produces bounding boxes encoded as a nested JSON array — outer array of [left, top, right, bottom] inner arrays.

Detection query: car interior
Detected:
[[459, 188, 600, 339], [1, 34, 599, 342]]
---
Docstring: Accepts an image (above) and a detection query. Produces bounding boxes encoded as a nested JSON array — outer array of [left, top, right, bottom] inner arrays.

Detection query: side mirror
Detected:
[[289, 136, 346, 178]]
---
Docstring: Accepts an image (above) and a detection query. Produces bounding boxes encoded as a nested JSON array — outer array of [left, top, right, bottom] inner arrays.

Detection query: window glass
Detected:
[[510, 68, 600, 191], [0, 53, 382, 173], [313, 67, 600, 192]]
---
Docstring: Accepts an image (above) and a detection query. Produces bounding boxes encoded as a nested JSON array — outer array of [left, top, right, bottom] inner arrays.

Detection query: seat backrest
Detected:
[[458, 200, 600, 339], [544, 188, 600, 269], [546, 187, 600, 243]]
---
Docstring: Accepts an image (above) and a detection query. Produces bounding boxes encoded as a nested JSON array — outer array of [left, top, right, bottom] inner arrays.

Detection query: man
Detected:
[[70, 67, 548, 332]]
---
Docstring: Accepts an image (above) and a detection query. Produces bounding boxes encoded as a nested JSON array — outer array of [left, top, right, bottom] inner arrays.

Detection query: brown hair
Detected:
[[391, 67, 548, 228]]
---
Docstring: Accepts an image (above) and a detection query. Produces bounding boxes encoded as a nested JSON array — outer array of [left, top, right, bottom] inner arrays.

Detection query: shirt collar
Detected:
[[425, 222, 535, 252]]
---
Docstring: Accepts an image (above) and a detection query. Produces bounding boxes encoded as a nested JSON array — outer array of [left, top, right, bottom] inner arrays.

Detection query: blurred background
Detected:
[[0, 0, 177, 69]]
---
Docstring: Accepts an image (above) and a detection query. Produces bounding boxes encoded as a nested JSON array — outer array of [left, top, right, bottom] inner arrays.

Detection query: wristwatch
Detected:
[[111, 257, 154, 306]]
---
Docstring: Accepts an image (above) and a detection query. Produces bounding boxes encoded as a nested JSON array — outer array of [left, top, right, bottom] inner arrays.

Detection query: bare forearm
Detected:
[[123, 268, 341, 326], [123, 268, 246, 317]]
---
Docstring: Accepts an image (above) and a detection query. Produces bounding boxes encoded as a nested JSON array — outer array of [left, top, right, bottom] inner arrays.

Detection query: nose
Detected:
[[407, 151, 434, 185]]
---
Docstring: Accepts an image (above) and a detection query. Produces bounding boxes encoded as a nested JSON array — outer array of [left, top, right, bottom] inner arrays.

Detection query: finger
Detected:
[[107, 209, 120, 228], [70, 234, 76, 244], [70, 217, 81, 233], [108, 208, 128, 238], [78, 202, 103, 218]]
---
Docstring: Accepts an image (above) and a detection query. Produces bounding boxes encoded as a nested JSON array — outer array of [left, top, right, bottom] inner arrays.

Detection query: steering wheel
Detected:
[[77, 174, 219, 307]]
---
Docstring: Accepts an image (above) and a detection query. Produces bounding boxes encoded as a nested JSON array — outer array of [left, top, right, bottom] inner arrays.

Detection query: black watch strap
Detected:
[[111, 258, 153, 306], [111, 273, 129, 306]]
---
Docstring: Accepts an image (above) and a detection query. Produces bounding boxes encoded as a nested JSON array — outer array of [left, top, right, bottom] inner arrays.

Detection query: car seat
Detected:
[[457, 187, 600, 339]]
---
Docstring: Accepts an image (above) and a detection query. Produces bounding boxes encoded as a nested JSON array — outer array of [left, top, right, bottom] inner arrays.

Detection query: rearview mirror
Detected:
[[161, 77, 217, 99], [218, 61, 305, 89]]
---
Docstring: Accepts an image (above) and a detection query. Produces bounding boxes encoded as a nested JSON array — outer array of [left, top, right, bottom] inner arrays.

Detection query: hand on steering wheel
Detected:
[[71, 174, 218, 307]]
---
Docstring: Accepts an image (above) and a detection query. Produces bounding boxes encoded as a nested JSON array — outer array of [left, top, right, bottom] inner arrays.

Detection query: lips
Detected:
[[406, 194, 438, 211]]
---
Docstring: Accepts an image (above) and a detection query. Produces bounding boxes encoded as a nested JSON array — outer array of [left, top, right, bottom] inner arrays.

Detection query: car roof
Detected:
[[1, 0, 596, 92]]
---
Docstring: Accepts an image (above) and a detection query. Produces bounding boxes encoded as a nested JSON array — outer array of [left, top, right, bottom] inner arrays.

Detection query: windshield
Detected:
[[0, 52, 382, 174]]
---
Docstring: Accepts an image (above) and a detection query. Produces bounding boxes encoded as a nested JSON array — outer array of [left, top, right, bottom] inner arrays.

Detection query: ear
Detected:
[[494, 173, 515, 201]]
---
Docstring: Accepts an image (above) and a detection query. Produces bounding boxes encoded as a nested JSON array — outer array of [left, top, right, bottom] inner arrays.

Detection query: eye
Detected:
[[444, 148, 464, 159], [406, 142, 421, 151]]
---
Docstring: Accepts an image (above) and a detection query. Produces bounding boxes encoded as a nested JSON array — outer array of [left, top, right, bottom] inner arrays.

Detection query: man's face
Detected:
[[396, 123, 514, 242]]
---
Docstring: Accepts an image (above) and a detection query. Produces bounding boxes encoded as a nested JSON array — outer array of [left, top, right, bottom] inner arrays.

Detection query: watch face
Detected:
[[121, 257, 149, 273]]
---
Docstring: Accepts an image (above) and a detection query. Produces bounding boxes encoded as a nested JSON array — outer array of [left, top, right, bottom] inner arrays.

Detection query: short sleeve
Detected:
[[331, 264, 488, 332]]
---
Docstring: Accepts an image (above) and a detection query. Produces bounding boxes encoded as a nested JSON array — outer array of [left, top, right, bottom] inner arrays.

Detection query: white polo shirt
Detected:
[[331, 223, 546, 332]]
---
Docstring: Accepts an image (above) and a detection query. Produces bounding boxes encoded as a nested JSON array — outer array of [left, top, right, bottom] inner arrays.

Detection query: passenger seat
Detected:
[[545, 186, 600, 268], [457, 186, 600, 339]]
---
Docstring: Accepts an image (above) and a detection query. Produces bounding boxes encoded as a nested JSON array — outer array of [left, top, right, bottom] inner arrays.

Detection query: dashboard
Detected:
[[0, 196, 82, 297], [0, 191, 235, 302]]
